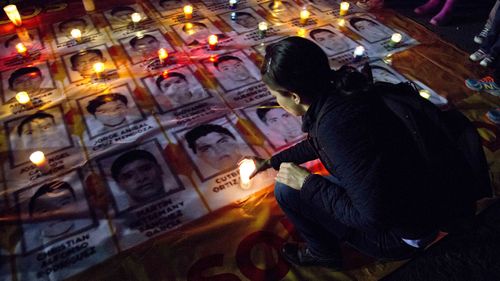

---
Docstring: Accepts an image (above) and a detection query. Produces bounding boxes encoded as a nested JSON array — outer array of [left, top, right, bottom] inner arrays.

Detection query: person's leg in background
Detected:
[[470, 3, 500, 66], [429, 0, 456, 25], [475, 0, 500, 44]]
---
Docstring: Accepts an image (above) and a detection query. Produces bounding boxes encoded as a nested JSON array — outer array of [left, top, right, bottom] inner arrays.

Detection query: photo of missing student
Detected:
[[5, 106, 73, 167], [261, 0, 301, 22], [96, 140, 185, 213], [52, 15, 99, 45], [76, 84, 145, 139], [366, 61, 448, 106], [243, 101, 305, 149], [0, 29, 42, 59], [176, 116, 257, 180], [13, 170, 96, 254], [103, 4, 147, 30], [201, 51, 260, 92], [172, 19, 227, 46], [347, 15, 394, 43], [0, 61, 56, 104], [149, 0, 186, 16], [142, 66, 210, 113], [308, 25, 359, 57], [219, 8, 265, 34], [370, 64, 406, 84], [118, 30, 175, 64], [61, 45, 116, 83]]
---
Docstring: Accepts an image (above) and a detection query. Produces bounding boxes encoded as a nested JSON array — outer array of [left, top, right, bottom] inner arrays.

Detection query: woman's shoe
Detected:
[[281, 243, 342, 269]]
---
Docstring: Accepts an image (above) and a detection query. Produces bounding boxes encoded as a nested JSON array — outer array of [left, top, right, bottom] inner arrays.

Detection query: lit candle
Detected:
[[258, 22, 268, 39], [297, 28, 306, 37], [230, 12, 237, 21], [389, 33, 402, 47], [419, 89, 431, 99], [82, 0, 95, 12], [299, 9, 310, 26], [183, 5, 193, 19], [239, 158, 256, 189], [15, 42, 28, 56], [71, 28, 82, 43], [158, 48, 168, 64], [229, 0, 237, 10], [131, 12, 141, 25], [272, 0, 282, 10], [16, 28, 31, 44], [93, 62, 105, 79], [353, 46, 365, 61], [15, 91, 31, 106], [208, 34, 218, 50], [3, 5, 22, 26], [339, 2, 349, 16], [30, 151, 50, 173]]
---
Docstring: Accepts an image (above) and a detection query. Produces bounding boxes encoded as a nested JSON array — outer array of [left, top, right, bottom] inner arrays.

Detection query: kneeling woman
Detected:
[[250, 37, 475, 269]]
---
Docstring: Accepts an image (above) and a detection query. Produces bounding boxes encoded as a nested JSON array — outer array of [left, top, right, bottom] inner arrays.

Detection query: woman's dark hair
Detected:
[[261, 36, 370, 100], [261, 36, 332, 101]]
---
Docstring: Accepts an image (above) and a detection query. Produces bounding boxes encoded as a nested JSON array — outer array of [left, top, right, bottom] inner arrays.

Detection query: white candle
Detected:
[[208, 34, 218, 50], [258, 22, 268, 38], [183, 5, 193, 19], [15, 91, 31, 105], [158, 48, 168, 64], [131, 12, 141, 23], [3, 5, 22, 26], [353, 46, 365, 58], [239, 158, 256, 189], [93, 62, 105, 79], [339, 2, 349, 16], [229, 0, 237, 9], [419, 89, 431, 99], [15, 42, 27, 56], [30, 151, 50, 173], [71, 28, 82, 43], [299, 9, 310, 26], [82, 0, 95, 12], [389, 33, 402, 47]]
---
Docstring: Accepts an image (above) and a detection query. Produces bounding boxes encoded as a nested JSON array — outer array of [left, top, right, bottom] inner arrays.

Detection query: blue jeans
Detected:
[[274, 176, 417, 259]]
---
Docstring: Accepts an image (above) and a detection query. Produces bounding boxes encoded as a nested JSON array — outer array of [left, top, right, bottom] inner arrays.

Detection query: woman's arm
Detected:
[[270, 138, 318, 170]]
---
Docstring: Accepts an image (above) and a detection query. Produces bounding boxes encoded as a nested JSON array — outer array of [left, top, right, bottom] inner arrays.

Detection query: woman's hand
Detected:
[[276, 162, 311, 190], [238, 157, 272, 179]]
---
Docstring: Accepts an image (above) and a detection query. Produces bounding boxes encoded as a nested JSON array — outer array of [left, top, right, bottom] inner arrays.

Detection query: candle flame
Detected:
[[3, 5, 22, 26], [158, 48, 168, 59], [131, 12, 142, 23], [208, 34, 218, 45], [15, 42, 27, 54], [239, 159, 256, 186], [93, 62, 105, 73], [30, 151, 46, 165], [15, 91, 30, 104]]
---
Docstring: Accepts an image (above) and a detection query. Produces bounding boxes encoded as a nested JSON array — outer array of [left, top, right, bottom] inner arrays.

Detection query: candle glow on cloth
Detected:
[[93, 62, 105, 78], [339, 2, 349, 16], [3, 5, 22, 26], [158, 48, 168, 64], [131, 12, 142, 23], [338, 18, 345, 27], [299, 9, 310, 25], [15, 43, 27, 56], [183, 5, 193, 19], [71, 29, 82, 42], [389, 33, 402, 47], [30, 151, 50, 173], [208, 34, 218, 50], [239, 158, 256, 188], [15, 91, 30, 105]]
